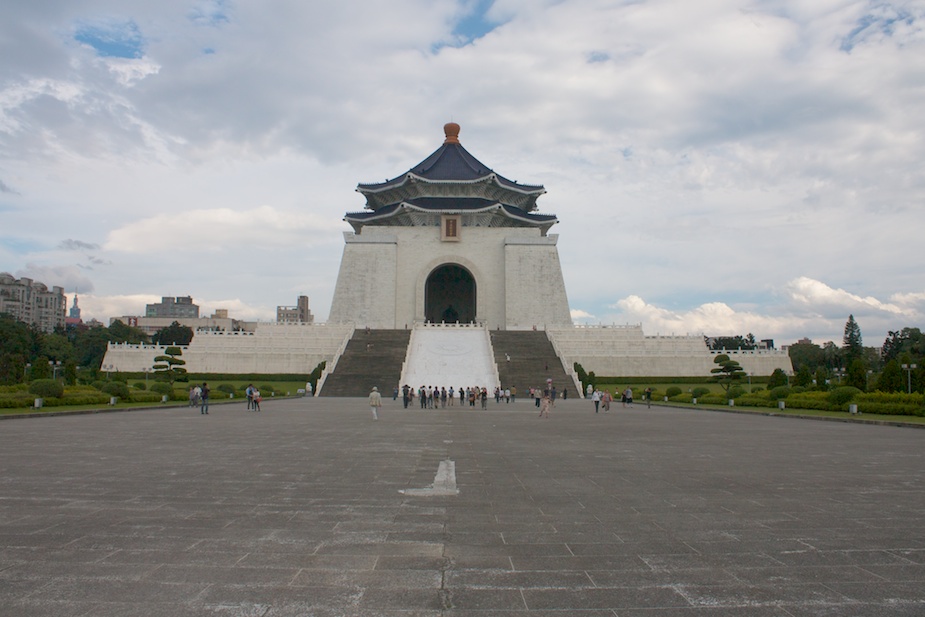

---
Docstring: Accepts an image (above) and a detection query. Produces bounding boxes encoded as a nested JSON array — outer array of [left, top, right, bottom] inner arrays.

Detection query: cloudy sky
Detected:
[[1, 0, 923, 347]]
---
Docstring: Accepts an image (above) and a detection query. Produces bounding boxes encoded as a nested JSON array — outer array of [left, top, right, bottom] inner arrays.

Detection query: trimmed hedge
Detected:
[[150, 382, 173, 395], [101, 382, 131, 399], [29, 379, 64, 399]]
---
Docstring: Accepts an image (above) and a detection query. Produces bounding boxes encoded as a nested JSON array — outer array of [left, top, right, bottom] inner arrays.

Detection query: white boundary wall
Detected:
[[547, 325, 793, 377], [102, 323, 354, 374]]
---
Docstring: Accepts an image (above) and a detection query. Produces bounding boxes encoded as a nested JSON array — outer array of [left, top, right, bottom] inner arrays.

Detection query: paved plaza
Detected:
[[1, 397, 924, 616]]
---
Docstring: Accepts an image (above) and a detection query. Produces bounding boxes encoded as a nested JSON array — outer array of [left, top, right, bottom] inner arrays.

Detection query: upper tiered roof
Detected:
[[347, 123, 556, 234]]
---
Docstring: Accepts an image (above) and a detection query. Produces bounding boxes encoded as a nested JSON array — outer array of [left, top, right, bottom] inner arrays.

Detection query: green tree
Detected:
[[152, 321, 194, 346], [30, 355, 51, 380], [708, 335, 756, 351], [108, 320, 150, 344], [41, 332, 75, 364], [882, 328, 921, 361], [845, 358, 868, 391], [876, 360, 903, 392], [788, 341, 824, 373], [710, 354, 746, 393], [153, 346, 187, 384], [814, 367, 829, 390], [842, 315, 863, 365], [767, 368, 788, 389], [795, 365, 813, 387]]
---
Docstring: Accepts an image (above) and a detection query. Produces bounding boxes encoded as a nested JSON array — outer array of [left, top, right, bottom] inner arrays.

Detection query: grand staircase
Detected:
[[318, 329, 411, 397], [489, 330, 575, 397]]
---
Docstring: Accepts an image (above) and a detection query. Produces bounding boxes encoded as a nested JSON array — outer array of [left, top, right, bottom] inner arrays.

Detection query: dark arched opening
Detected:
[[425, 264, 476, 323]]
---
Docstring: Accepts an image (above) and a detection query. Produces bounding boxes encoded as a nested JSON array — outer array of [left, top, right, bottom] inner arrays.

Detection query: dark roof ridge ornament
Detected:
[[444, 122, 461, 144]]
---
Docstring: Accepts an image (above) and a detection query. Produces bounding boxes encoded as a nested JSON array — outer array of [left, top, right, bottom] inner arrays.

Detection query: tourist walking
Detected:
[[369, 386, 382, 420], [200, 382, 210, 414], [602, 389, 612, 412], [623, 387, 633, 407], [538, 389, 551, 418], [591, 389, 601, 413]]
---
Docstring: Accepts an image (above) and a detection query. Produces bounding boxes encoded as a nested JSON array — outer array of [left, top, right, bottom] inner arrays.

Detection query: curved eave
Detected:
[[358, 172, 544, 195], [344, 201, 558, 234]]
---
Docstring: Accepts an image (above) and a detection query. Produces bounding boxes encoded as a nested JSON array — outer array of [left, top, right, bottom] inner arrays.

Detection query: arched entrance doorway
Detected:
[[425, 264, 476, 323]]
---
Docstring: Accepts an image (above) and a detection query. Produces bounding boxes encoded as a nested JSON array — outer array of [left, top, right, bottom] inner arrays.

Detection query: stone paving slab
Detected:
[[1, 397, 924, 615]]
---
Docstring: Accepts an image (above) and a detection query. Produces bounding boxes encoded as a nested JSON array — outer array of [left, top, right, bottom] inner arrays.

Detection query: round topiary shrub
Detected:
[[751, 386, 765, 393], [727, 386, 746, 400], [29, 379, 64, 399], [692, 387, 711, 398], [769, 386, 791, 400], [791, 385, 807, 394], [217, 383, 236, 394], [91, 380, 107, 391], [259, 385, 275, 396], [150, 382, 173, 395], [666, 386, 682, 398], [101, 381, 130, 399], [829, 386, 861, 407], [133, 382, 147, 390]]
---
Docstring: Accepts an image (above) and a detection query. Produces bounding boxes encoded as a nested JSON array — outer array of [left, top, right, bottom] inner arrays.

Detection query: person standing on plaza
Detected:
[[538, 389, 551, 418], [591, 389, 601, 413], [624, 387, 633, 407], [369, 386, 382, 420], [562, 387, 567, 400], [645, 387, 652, 408], [510, 385, 517, 403], [200, 382, 210, 414], [252, 388, 261, 412], [602, 389, 612, 412], [402, 384, 410, 408], [245, 383, 255, 410]]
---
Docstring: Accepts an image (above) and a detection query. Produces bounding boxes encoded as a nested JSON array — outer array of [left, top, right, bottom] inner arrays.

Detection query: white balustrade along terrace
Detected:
[[400, 323, 500, 391]]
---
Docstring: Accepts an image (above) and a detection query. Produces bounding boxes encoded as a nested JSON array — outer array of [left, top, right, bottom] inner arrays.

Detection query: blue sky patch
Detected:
[[74, 20, 145, 59], [587, 50, 610, 63], [453, 0, 498, 41], [840, 8, 915, 52], [189, 0, 231, 27]]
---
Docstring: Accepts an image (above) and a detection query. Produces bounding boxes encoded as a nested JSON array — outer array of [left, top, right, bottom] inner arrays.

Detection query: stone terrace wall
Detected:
[[547, 325, 793, 378], [102, 323, 354, 374]]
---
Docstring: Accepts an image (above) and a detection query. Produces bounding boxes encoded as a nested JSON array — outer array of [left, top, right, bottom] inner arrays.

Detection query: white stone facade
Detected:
[[328, 226, 572, 330]]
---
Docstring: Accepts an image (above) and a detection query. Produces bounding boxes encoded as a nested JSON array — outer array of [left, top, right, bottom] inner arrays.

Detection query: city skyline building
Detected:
[[0, 272, 66, 333]]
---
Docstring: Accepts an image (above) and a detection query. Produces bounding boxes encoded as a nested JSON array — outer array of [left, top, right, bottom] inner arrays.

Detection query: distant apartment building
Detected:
[[277, 295, 314, 323], [0, 272, 66, 333], [146, 296, 200, 318], [114, 309, 254, 336]]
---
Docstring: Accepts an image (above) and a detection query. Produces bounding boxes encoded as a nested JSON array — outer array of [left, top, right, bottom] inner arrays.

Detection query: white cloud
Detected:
[[0, 0, 923, 346], [104, 205, 342, 254]]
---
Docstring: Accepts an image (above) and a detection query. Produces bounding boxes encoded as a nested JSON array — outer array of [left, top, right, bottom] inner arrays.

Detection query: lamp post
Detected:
[[901, 364, 918, 394], [143, 367, 151, 386], [24, 363, 31, 381], [50, 360, 62, 381], [104, 364, 114, 380]]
